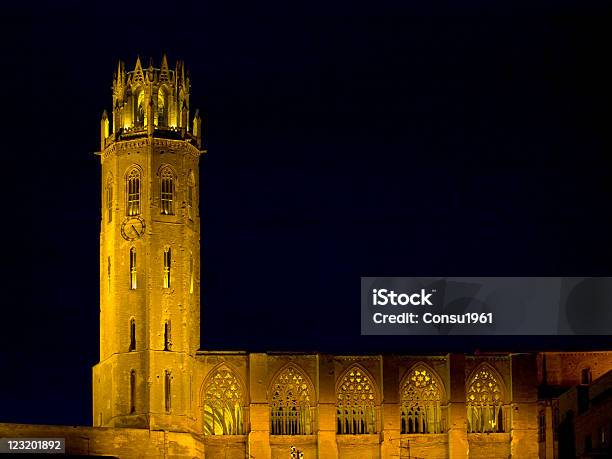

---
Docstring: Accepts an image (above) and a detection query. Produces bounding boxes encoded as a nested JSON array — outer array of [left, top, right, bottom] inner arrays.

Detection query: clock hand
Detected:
[[131, 224, 139, 236]]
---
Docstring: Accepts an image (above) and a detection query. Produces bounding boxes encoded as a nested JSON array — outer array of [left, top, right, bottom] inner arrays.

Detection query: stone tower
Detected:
[[93, 55, 204, 432]]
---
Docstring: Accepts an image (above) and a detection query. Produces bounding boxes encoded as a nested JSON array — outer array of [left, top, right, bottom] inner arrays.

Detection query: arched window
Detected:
[[129, 318, 136, 351], [187, 171, 195, 220], [466, 365, 505, 433], [129, 247, 137, 289], [158, 88, 168, 127], [581, 368, 592, 385], [130, 370, 136, 414], [400, 365, 444, 434], [164, 320, 171, 351], [164, 370, 172, 413], [270, 365, 313, 435], [105, 176, 113, 223], [160, 167, 174, 215], [126, 168, 141, 216], [202, 366, 244, 435], [163, 247, 171, 288], [135, 89, 145, 128], [337, 366, 377, 434]]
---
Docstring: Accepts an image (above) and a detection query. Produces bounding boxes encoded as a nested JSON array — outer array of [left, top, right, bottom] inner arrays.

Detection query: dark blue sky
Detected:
[[2, 1, 611, 426]]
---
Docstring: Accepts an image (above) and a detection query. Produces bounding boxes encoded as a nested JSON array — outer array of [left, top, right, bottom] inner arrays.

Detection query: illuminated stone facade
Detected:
[[1, 58, 611, 459], [93, 56, 202, 434]]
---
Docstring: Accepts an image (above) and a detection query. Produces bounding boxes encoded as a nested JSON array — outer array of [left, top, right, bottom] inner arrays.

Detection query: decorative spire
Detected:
[[176, 60, 186, 88], [134, 55, 142, 72], [161, 53, 169, 71], [159, 53, 170, 83], [107, 56, 195, 139], [133, 56, 144, 83], [147, 57, 155, 82], [114, 60, 126, 90], [100, 110, 110, 151], [193, 109, 202, 148]]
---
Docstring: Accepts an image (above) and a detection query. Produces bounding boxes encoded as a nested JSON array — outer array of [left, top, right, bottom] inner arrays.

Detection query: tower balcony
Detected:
[[102, 124, 201, 150]]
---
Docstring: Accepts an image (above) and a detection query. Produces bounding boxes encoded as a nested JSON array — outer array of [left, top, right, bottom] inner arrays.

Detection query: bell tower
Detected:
[[93, 55, 204, 431]]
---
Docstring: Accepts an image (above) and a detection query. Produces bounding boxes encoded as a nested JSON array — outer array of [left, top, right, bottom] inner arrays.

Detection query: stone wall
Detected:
[[539, 352, 612, 387], [5, 352, 611, 458], [0, 423, 203, 458], [468, 433, 511, 458], [400, 433, 448, 458]]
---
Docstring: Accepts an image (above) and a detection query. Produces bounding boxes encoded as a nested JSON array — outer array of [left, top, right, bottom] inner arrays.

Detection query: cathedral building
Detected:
[[1, 57, 611, 459]]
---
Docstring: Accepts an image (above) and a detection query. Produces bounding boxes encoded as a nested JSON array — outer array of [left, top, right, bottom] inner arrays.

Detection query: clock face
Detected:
[[121, 216, 146, 241]]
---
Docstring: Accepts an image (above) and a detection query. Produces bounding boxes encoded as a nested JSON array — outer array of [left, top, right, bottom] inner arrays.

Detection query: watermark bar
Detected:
[[361, 277, 612, 335], [0, 438, 65, 454]]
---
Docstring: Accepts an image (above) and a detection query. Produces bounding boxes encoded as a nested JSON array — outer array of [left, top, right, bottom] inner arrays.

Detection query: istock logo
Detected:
[[372, 288, 436, 306]]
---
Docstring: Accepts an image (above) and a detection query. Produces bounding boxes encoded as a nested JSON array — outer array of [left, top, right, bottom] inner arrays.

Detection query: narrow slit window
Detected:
[[107, 257, 111, 293], [127, 168, 141, 216], [187, 171, 195, 220], [165, 371, 172, 412], [163, 247, 171, 288], [160, 168, 174, 215], [106, 178, 113, 223], [164, 320, 171, 351], [189, 253, 194, 295], [538, 410, 546, 442], [129, 318, 136, 351], [129, 247, 137, 289], [130, 370, 136, 413]]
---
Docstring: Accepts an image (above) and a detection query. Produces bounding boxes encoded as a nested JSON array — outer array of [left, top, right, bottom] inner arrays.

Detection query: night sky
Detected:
[[2, 1, 612, 426]]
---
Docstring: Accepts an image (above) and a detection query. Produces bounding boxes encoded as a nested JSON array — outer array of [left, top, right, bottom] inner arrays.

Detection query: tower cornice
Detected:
[[100, 137, 205, 162]]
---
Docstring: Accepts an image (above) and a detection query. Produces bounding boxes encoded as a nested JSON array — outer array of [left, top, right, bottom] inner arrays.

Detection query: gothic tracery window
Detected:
[[337, 366, 377, 434], [126, 168, 141, 216], [270, 366, 313, 435], [160, 167, 174, 215], [202, 367, 244, 435], [400, 366, 444, 434], [466, 365, 505, 433]]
